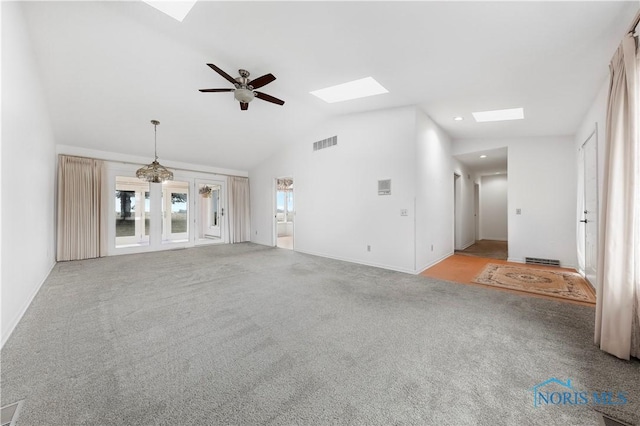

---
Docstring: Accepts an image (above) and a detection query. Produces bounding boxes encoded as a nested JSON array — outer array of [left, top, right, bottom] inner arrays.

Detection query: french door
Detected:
[[196, 180, 226, 244], [109, 168, 228, 254]]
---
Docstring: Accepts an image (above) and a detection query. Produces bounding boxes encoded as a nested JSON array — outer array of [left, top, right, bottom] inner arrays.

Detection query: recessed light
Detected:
[[453, 116, 464, 121], [310, 77, 388, 103], [480, 155, 487, 159], [143, 1, 197, 22], [472, 107, 524, 122], [495, 172, 501, 174]]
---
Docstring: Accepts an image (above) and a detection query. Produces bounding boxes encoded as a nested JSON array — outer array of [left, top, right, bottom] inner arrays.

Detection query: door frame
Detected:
[[274, 176, 294, 249], [194, 178, 228, 245], [581, 125, 599, 288]]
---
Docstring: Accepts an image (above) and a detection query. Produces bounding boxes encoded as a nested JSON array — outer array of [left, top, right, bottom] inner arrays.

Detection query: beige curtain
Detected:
[[228, 176, 251, 243], [57, 155, 105, 261], [595, 30, 639, 360]]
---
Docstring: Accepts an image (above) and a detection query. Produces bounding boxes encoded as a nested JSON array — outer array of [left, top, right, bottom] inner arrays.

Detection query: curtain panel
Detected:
[[595, 31, 639, 360], [228, 176, 251, 243], [57, 155, 105, 261]]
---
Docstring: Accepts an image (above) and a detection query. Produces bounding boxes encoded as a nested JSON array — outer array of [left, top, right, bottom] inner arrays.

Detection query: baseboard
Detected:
[[459, 241, 475, 250], [1, 262, 55, 349], [293, 248, 416, 275], [508, 257, 578, 271], [416, 251, 455, 275], [561, 263, 577, 271]]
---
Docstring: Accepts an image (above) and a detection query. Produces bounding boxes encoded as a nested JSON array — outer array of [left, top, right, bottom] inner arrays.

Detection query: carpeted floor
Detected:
[[456, 239, 508, 260], [1, 243, 639, 425]]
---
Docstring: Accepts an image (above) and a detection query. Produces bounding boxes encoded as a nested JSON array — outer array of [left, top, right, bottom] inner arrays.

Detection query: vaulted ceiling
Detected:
[[20, 1, 638, 171]]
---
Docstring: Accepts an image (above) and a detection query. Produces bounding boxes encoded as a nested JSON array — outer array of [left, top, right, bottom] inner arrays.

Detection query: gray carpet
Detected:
[[1, 243, 638, 425]]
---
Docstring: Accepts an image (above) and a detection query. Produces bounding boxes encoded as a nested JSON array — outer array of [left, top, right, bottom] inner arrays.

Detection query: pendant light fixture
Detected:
[[136, 120, 174, 183]]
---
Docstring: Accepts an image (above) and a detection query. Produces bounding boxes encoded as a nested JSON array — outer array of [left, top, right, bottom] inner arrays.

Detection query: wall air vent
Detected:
[[525, 257, 560, 267], [313, 135, 337, 151], [378, 179, 391, 195]]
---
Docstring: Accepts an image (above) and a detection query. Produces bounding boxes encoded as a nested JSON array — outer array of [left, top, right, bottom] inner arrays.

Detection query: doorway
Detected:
[[275, 177, 294, 250], [454, 173, 461, 250], [196, 181, 226, 244], [474, 183, 480, 241], [582, 130, 598, 287]]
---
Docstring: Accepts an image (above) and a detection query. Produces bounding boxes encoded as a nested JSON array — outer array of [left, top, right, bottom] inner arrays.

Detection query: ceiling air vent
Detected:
[[525, 257, 560, 267], [313, 135, 337, 151], [378, 179, 391, 195]]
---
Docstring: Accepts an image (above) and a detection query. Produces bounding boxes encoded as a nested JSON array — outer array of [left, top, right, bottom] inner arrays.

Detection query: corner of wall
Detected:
[[1, 1, 58, 348]]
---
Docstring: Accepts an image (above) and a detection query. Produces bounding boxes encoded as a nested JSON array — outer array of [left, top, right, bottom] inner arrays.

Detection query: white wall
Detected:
[[575, 78, 608, 219], [573, 78, 609, 278], [453, 136, 577, 268], [1, 2, 57, 347], [250, 106, 418, 273], [479, 174, 508, 241], [414, 111, 456, 271]]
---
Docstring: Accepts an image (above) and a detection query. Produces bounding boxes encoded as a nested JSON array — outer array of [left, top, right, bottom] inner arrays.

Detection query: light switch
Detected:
[[516, 208, 522, 215]]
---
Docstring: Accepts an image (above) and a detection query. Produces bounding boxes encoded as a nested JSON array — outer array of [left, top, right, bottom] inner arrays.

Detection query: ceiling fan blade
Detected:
[[240, 102, 249, 111], [249, 73, 276, 89], [255, 91, 285, 106], [199, 88, 234, 92], [206, 63, 237, 85]]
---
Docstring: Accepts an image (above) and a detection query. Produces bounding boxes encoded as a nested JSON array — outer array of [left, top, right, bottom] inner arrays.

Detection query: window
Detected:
[[197, 183, 223, 240], [115, 177, 150, 247], [162, 181, 189, 243]]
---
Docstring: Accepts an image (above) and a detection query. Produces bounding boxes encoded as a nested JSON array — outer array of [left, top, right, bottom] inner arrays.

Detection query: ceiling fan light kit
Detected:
[[199, 63, 285, 111], [234, 88, 255, 103]]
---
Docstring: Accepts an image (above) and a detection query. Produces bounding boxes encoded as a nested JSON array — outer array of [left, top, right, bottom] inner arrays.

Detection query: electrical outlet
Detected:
[[367, 245, 371, 252], [400, 209, 408, 216]]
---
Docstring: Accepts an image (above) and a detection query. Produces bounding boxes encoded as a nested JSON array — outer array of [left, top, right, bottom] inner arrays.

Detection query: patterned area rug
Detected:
[[472, 263, 595, 303]]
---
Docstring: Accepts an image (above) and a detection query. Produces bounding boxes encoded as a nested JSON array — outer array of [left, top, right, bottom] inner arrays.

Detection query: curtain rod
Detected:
[[58, 153, 248, 180]]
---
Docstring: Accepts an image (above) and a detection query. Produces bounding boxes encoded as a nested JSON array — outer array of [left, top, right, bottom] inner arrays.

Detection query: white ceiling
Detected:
[[20, 1, 638, 171], [455, 147, 508, 176]]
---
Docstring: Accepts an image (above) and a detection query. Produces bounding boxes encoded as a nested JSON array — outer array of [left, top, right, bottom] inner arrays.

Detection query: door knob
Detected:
[[580, 219, 588, 223]]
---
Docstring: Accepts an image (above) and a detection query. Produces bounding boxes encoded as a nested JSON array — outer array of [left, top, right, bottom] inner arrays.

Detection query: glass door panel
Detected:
[[115, 176, 149, 247], [197, 182, 224, 243], [163, 181, 189, 243]]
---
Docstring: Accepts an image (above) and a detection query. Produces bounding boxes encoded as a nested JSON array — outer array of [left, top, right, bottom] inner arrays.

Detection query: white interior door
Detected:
[[474, 183, 480, 241], [196, 181, 226, 243], [583, 133, 598, 287]]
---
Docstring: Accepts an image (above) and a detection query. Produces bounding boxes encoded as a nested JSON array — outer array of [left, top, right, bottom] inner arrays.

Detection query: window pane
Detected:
[[163, 181, 189, 242], [171, 192, 188, 233], [144, 192, 150, 236], [211, 189, 219, 226], [276, 191, 285, 223], [115, 176, 149, 247], [115, 190, 136, 237]]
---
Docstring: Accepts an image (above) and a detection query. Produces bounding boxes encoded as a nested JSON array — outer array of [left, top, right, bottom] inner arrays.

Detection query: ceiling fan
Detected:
[[199, 63, 285, 111]]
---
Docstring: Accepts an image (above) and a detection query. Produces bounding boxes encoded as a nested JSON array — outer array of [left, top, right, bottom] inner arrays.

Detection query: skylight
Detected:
[[472, 107, 524, 123], [142, 1, 197, 22], [310, 77, 388, 103]]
